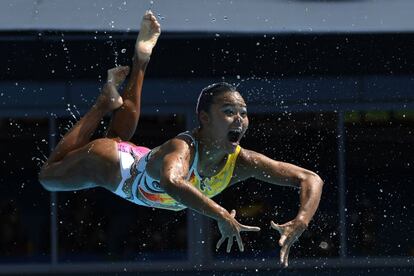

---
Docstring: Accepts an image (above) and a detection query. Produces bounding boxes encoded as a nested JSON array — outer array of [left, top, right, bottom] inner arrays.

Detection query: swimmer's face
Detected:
[[202, 91, 248, 153]]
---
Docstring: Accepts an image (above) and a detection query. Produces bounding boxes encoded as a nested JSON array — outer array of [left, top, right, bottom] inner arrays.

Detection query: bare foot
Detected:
[[96, 66, 130, 112], [107, 65, 130, 88], [135, 10, 161, 61]]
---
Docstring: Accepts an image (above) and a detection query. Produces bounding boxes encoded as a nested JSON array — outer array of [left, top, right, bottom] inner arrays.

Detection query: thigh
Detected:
[[42, 138, 121, 191]]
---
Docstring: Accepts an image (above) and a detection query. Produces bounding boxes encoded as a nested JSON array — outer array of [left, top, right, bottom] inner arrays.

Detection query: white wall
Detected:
[[1, 0, 414, 33]]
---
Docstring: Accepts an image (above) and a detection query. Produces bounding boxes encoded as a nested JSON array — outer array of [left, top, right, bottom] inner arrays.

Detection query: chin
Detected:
[[225, 142, 239, 154]]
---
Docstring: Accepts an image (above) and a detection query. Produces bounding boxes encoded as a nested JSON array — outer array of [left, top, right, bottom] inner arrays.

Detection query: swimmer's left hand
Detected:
[[270, 219, 307, 267]]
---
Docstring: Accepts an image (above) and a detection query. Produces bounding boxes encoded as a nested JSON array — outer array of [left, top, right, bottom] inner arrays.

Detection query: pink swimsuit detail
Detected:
[[114, 142, 151, 206], [117, 142, 150, 158]]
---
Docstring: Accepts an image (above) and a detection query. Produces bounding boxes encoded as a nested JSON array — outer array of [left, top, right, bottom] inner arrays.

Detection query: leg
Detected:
[[39, 138, 121, 192], [106, 11, 161, 141], [45, 66, 129, 164], [39, 67, 129, 191]]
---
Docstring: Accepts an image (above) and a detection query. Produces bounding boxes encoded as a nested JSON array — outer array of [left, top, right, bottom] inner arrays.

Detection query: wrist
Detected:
[[215, 208, 231, 222], [294, 215, 310, 228]]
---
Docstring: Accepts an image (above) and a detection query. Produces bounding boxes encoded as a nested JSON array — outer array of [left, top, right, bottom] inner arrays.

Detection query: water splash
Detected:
[[60, 33, 73, 75], [66, 104, 80, 122]]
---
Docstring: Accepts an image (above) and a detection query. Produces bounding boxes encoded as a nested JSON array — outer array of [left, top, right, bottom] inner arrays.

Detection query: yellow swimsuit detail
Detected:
[[136, 133, 241, 211]]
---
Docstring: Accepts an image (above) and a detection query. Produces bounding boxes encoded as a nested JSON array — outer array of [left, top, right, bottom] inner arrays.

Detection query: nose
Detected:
[[234, 113, 243, 124]]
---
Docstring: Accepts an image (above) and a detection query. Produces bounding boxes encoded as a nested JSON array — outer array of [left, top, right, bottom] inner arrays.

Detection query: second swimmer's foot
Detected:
[[96, 66, 130, 112], [107, 65, 130, 88], [135, 10, 161, 61]]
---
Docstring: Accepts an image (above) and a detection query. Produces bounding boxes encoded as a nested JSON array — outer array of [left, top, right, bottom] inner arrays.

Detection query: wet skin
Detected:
[[145, 91, 249, 181], [141, 90, 323, 267], [39, 10, 323, 267]]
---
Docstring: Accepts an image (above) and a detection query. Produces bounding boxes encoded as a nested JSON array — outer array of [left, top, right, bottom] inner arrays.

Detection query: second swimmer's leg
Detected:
[[39, 67, 129, 191], [45, 66, 129, 164], [106, 11, 161, 141]]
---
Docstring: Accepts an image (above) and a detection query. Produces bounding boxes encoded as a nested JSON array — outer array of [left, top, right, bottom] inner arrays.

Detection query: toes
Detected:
[[144, 10, 154, 20], [120, 65, 130, 75]]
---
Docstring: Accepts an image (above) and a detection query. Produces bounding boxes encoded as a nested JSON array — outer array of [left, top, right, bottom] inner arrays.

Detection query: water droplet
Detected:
[[319, 241, 328, 249]]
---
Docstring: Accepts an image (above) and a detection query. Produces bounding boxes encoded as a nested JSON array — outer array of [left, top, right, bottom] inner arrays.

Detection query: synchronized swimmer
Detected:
[[39, 11, 323, 267]]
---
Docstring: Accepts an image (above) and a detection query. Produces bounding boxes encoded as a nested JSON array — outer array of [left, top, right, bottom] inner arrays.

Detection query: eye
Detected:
[[223, 109, 235, 116], [240, 110, 248, 118]]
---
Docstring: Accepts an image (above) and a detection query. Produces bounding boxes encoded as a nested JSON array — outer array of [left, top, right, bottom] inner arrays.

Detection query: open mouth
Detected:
[[227, 129, 243, 143]]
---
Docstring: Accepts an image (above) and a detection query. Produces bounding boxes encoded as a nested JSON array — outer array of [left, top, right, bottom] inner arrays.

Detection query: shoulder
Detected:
[[234, 147, 284, 177], [232, 147, 265, 181], [146, 134, 196, 178], [155, 133, 196, 162], [237, 147, 264, 166]]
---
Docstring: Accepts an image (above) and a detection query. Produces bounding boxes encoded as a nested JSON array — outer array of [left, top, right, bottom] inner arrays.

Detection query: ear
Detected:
[[199, 110, 210, 126]]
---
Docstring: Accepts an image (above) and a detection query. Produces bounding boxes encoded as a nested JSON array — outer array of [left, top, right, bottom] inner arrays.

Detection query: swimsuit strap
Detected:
[[176, 131, 199, 177]]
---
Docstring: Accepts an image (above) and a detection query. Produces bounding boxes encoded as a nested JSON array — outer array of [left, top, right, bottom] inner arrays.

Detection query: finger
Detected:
[[282, 234, 297, 267], [226, 236, 234, 253], [283, 231, 299, 248], [271, 221, 283, 234], [283, 244, 291, 267], [280, 243, 287, 265], [279, 234, 287, 247], [240, 224, 261, 232], [235, 232, 244, 252], [216, 236, 226, 250], [230, 209, 236, 218]]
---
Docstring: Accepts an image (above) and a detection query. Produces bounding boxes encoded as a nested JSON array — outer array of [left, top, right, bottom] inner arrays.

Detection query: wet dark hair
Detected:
[[195, 82, 238, 127], [196, 82, 238, 115]]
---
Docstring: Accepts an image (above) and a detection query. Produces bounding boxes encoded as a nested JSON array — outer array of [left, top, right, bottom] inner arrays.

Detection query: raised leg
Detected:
[[39, 66, 129, 191], [45, 66, 129, 164], [106, 10, 161, 141]]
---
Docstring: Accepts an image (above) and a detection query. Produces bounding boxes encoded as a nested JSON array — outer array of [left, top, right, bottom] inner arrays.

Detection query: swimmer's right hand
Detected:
[[215, 209, 261, 253]]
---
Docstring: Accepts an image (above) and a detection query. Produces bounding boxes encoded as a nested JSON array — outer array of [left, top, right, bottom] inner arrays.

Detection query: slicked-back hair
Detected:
[[195, 82, 238, 127], [196, 82, 238, 113]]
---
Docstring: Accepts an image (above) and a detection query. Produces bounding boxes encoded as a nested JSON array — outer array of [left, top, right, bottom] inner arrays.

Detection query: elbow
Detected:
[[301, 171, 324, 189], [38, 167, 49, 190], [310, 174, 324, 192], [160, 176, 186, 195], [38, 173, 54, 192], [312, 173, 324, 187], [38, 166, 58, 192], [38, 174, 54, 192]]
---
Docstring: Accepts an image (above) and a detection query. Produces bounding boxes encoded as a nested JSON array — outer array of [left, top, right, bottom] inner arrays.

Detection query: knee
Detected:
[[38, 164, 59, 192], [38, 172, 52, 192]]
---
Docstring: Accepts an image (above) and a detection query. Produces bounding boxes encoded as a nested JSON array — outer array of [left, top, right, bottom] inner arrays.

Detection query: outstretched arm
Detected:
[[159, 139, 260, 253], [236, 148, 324, 266]]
